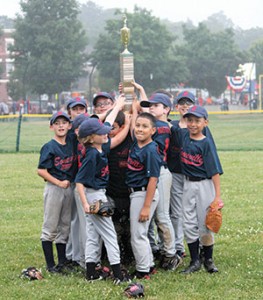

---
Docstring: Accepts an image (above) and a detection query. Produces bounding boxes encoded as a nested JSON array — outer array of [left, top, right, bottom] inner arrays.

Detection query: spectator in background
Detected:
[[198, 96, 204, 106], [12, 101, 16, 114], [0, 102, 9, 115], [221, 98, 229, 111], [206, 96, 212, 105]]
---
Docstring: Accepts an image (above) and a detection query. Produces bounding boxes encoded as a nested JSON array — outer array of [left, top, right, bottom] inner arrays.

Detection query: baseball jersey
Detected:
[[168, 121, 217, 174], [74, 140, 111, 190], [38, 135, 77, 182], [177, 129, 223, 178], [152, 120, 171, 167], [126, 140, 162, 188], [76, 142, 86, 168], [106, 133, 133, 199]]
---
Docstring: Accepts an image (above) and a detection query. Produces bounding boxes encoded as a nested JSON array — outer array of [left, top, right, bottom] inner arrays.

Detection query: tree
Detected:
[[79, 1, 116, 51], [90, 6, 185, 93], [180, 24, 245, 97], [0, 27, 3, 77], [248, 39, 263, 79], [203, 11, 234, 32], [10, 0, 88, 101]]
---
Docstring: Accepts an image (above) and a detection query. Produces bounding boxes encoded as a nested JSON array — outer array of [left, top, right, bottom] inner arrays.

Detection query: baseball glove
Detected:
[[21, 267, 43, 280], [89, 200, 114, 217], [124, 282, 145, 298], [205, 199, 224, 233]]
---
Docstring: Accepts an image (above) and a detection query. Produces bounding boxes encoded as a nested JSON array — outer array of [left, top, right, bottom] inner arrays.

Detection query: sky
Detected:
[[2, 0, 263, 30]]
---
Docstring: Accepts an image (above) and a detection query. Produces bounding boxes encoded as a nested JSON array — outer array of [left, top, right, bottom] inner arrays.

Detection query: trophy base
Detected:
[[123, 102, 132, 113]]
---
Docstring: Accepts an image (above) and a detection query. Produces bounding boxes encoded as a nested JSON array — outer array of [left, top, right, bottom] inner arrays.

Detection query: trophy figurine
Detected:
[[120, 15, 134, 111]]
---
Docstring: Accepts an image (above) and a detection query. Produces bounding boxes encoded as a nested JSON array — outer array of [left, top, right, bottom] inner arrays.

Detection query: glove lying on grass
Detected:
[[124, 282, 145, 298], [21, 267, 43, 280]]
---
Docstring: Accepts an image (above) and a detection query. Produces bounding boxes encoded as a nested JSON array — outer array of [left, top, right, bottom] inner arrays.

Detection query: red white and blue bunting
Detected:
[[225, 76, 247, 91]]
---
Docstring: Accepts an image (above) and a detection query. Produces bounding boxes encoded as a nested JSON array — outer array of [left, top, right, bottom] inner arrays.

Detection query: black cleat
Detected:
[[204, 259, 218, 273], [180, 260, 201, 274]]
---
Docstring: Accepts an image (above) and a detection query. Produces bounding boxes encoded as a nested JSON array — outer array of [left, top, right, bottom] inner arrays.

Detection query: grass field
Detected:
[[0, 113, 263, 299], [0, 113, 263, 152]]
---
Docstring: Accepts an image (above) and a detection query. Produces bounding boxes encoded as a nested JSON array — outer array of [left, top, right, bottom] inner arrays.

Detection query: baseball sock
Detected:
[[203, 245, 213, 260], [86, 262, 96, 278], [56, 243, 67, 265], [111, 263, 123, 280], [187, 239, 200, 262], [42, 241, 55, 268]]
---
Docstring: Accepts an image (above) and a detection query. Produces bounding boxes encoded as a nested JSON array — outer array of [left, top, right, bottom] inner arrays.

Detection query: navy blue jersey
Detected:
[[168, 121, 217, 174], [106, 133, 133, 198], [75, 141, 111, 190], [68, 128, 78, 150], [126, 140, 162, 188], [75, 121, 111, 170], [38, 135, 77, 181], [177, 129, 223, 178], [152, 120, 171, 167], [167, 120, 182, 173], [76, 142, 86, 168]]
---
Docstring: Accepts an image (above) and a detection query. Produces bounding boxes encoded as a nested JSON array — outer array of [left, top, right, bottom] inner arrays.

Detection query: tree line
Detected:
[[1, 0, 263, 101]]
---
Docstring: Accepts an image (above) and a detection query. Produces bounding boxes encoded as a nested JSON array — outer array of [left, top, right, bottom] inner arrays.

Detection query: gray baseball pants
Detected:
[[84, 188, 120, 265], [41, 182, 73, 243], [170, 172, 185, 253], [183, 178, 215, 246], [130, 189, 159, 272]]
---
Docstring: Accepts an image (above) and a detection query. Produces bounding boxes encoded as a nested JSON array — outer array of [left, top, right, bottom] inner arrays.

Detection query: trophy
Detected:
[[120, 15, 134, 111]]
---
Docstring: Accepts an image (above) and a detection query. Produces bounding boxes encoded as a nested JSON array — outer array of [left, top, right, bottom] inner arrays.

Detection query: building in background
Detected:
[[0, 29, 15, 103]]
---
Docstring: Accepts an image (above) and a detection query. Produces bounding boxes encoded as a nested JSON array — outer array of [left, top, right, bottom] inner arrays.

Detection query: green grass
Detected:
[[0, 113, 263, 152], [206, 114, 263, 151], [0, 151, 263, 299], [0, 112, 262, 299], [0, 117, 53, 153]]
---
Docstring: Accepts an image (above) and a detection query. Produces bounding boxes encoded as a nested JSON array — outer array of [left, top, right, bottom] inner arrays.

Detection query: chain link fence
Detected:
[[0, 109, 262, 153]]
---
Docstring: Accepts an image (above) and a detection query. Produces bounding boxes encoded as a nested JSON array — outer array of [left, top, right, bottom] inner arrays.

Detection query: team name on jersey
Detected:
[[127, 157, 143, 171], [101, 165, 109, 177], [181, 151, 203, 167], [54, 155, 76, 170], [157, 126, 171, 134]]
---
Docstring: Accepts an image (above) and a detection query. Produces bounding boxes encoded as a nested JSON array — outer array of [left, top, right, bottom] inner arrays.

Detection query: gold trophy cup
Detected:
[[120, 15, 134, 111]]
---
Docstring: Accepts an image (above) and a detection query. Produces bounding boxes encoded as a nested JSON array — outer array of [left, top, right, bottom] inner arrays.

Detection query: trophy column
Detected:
[[120, 16, 134, 111]]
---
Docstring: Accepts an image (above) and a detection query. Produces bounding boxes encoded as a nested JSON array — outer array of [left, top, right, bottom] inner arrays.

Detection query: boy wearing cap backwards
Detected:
[[175, 105, 223, 274], [75, 96, 130, 284], [138, 93, 182, 271], [37, 111, 77, 273]]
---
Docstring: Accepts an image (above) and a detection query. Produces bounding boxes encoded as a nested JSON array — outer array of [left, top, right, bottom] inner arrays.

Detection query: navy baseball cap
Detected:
[[50, 111, 71, 125], [93, 92, 114, 106], [72, 113, 90, 131], [175, 91, 195, 104], [78, 118, 112, 138], [140, 93, 172, 109], [183, 105, 208, 119], [68, 97, 87, 109]]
